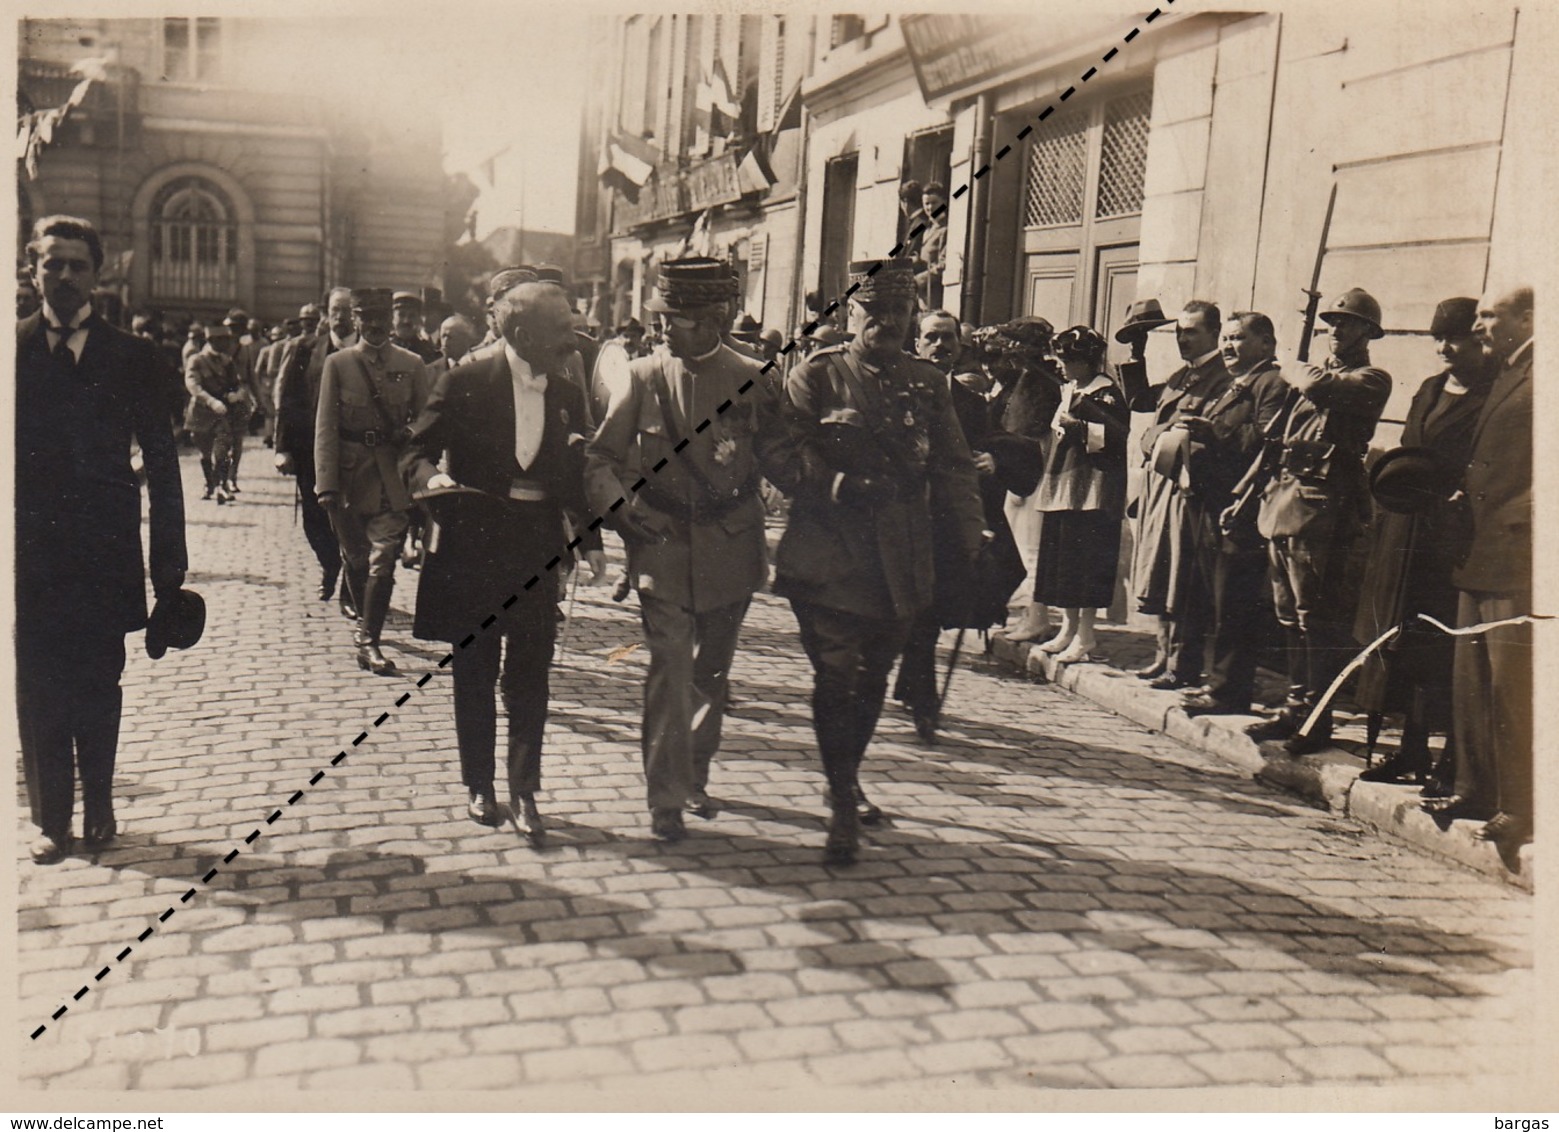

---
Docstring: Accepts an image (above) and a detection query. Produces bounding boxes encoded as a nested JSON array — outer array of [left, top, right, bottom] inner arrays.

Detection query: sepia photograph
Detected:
[[8, 0, 1553, 1111]]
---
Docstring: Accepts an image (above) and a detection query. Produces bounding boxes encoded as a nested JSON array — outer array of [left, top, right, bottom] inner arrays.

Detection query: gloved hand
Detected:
[[836, 474, 898, 509]]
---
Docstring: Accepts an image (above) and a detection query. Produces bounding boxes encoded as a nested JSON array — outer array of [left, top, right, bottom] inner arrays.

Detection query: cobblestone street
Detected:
[[15, 445, 1537, 1097]]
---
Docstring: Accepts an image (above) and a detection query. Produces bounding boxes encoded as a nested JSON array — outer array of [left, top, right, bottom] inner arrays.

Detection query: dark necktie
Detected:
[[49, 327, 76, 368]]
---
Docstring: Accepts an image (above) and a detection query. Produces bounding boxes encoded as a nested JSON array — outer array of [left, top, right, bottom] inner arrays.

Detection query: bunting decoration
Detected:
[[597, 130, 660, 200]]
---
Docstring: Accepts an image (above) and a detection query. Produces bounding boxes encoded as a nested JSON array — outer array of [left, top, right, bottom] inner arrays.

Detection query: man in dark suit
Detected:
[[1429, 285, 1533, 850], [275, 289, 354, 608], [1122, 301, 1232, 688], [315, 289, 432, 676], [1249, 288, 1392, 754], [1180, 312, 1289, 716], [401, 279, 606, 841], [16, 215, 188, 864], [893, 308, 995, 742], [586, 258, 770, 842], [764, 259, 984, 865]]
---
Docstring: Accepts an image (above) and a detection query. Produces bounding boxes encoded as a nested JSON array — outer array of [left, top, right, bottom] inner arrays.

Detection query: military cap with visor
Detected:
[[350, 287, 395, 313]]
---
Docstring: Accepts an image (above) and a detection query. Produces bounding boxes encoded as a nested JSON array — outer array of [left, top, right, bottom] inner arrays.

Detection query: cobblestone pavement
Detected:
[[14, 444, 1537, 1097]]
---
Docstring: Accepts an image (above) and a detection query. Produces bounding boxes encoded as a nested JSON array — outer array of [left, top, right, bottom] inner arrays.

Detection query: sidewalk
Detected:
[[981, 624, 1535, 893]]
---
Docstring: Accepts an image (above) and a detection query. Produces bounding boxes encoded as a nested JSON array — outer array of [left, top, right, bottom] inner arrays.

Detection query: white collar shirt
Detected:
[[503, 343, 549, 470], [42, 300, 90, 363]]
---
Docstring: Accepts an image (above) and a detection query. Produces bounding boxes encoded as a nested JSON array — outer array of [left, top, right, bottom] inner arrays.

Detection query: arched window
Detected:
[[149, 175, 237, 301]]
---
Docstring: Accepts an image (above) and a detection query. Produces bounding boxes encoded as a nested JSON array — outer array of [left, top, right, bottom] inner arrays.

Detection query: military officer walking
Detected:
[[586, 258, 771, 843], [764, 258, 984, 864], [1248, 288, 1392, 753], [315, 288, 431, 676]]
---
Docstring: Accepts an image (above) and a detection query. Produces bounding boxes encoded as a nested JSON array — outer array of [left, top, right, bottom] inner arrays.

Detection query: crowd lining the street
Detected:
[[16, 210, 1535, 871]]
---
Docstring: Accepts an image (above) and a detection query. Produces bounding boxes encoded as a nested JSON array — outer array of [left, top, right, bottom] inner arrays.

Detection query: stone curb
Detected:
[[987, 634, 1535, 893]]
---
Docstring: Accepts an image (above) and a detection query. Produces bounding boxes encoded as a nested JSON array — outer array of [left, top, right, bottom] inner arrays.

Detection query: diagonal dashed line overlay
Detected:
[[25, 1, 1173, 1042]]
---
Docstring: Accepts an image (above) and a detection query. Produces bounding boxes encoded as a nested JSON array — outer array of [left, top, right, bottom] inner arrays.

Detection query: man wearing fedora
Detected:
[[315, 287, 432, 676], [1429, 285, 1534, 850], [1353, 298, 1495, 785], [1120, 300, 1232, 689], [764, 258, 984, 865], [402, 278, 606, 841], [16, 214, 190, 863], [587, 257, 771, 843], [1249, 287, 1392, 754]]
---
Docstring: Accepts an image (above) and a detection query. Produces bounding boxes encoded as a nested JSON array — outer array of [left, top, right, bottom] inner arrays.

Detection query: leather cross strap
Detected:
[[348, 350, 409, 438], [646, 355, 756, 510]]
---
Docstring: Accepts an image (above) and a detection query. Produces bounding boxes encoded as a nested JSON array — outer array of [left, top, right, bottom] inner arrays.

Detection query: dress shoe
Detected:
[[1148, 672, 1195, 691], [1420, 774, 1455, 799], [1003, 605, 1052, 643], [339, 594, 358, 621], [1246, 713, 1301, 742], [1037, 630, 1076, 655], [1358, 750, 1430, 784], [1420, 794, 1492, 827], [83, 815, 118, 848], [30, 831, 73, 865], [318, 567, 339, 603], [1182, 694, 1248, 718], [1053, 639, 1095, 665], [1282, 729, 1334, 756], [1476, 812, 1532, 847], [651, 808, 686, 843], [685, 789, 716, 820], [1131, 658, 1168, 680], [202, 485, 214, 500], [468, 790, 500, 827], [823, 805, 861, 866], [511, 794, 545, 845], [912, 709, 939, 745]]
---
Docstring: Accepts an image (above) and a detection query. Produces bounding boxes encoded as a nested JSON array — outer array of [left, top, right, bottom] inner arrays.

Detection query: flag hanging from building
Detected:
[[598, 131, 660, 200], [695, 58, 744, 139], [16, 55, 104, 180]]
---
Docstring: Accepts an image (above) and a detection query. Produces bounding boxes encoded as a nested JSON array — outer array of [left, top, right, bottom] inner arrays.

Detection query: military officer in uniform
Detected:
[[1248, 287, 1392, 753], [275, 290, 353, 608], [401, 279, 605, 840], [315, 288, 431, 675], [184, 319, 245, 504], [586, 258, 771, 843], [392, 290, 443, 364], [764, 258, 984, 864]]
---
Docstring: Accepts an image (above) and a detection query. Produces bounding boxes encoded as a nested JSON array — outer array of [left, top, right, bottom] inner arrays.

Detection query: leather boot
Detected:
[[823, 801, 861, 866], [341, 564, 366, 622], [357, 576, 397, 676]]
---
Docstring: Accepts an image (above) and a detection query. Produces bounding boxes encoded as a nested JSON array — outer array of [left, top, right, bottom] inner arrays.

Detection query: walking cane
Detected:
[[554, 562, 582, 666]]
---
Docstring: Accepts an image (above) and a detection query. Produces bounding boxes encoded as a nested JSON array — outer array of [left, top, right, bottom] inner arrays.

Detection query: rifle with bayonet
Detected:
[[1219, 181, 1338, 537]]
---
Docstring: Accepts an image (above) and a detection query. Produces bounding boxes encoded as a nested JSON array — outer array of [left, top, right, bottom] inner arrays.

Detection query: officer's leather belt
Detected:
[[338, 427, 405, 448], [638, 479, 755, 524], [508, 479, 548, 503]]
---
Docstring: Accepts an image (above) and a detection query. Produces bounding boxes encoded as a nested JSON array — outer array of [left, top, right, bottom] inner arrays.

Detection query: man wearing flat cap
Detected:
[[1352, 297, 1494, 786], [763, 258, 984, 865], [392, 290, 442, 365], [315, 287, 432, 676], [587, 257, 772, 844], [1248, 287, 1392, 754], [402, 277, 605, 840]]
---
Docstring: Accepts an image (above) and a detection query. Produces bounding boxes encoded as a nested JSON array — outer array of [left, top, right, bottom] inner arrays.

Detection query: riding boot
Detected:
[[342, 563, 367, 623], [357, 576, 397, 676]]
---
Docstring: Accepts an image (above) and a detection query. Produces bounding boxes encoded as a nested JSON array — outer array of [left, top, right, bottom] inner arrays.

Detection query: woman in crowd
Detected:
[[1030, 326, 1129, 662], [975, 318, 1063, 642]]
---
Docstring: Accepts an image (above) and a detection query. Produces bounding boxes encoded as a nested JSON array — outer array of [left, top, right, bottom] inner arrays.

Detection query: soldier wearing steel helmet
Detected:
[[1247, 287, 1392, 754]]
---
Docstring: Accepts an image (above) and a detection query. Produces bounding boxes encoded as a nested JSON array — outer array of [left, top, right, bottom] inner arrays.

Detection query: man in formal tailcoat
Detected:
[[1249, 287, 1393, 753], [586, 258, 771, 842], [1179, 312, 1290, 717], [274, 291, 352, 607], [401, 280, 606, 840], [764, 259, 984, 864], [315, 288, 431, 676], [1122, 300, 1232, 689], [1427, 285, 1534, 850], [16, 215, 189, 864]]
